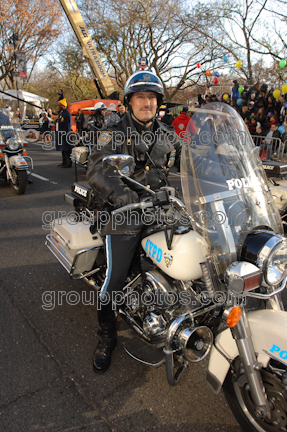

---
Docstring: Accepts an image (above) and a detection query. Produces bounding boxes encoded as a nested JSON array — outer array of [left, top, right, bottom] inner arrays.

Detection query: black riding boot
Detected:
[[61, 151, 72, 168], [93, 303, 117, 373], [58, 152, 65, 167]]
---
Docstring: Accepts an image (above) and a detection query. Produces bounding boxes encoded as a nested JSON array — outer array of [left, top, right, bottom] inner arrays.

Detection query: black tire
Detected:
[[10, 169, 28, 195], [281, 213, 287, 237], [223, 360, 287, 432]]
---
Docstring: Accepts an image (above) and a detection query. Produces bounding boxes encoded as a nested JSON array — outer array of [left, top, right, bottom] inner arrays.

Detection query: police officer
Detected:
[[86, 70, 180, 372], [0, 111, 11, 126], [118, 104, 127, 118], [56, 98, 72, 168], [89, 102, 107, 130]]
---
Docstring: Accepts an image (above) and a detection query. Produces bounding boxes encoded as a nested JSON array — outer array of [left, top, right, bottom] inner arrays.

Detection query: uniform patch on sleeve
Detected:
[[98, 131, 112, 148]]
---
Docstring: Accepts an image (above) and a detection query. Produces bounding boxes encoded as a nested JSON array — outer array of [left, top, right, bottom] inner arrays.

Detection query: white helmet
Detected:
[[93, 102, 107, 112]]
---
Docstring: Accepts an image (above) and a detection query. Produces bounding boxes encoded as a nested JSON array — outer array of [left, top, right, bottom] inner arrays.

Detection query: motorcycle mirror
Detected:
[[102, 154, 135, 177]]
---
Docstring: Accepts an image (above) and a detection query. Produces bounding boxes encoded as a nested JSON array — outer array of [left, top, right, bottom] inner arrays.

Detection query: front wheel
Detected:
[[281, 212, 287, 237], [223, 359, 287, 431], [10, 169, 28, 195]]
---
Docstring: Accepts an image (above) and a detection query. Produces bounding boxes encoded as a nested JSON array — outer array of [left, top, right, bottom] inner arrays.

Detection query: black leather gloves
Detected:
[[109, 185, 139, 209]]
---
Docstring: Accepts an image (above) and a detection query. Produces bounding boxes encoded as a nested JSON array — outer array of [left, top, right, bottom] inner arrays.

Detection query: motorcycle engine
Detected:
[[141, 269, 177, 339], [124, 267, 190, 341], [143, 312, 167, 338]]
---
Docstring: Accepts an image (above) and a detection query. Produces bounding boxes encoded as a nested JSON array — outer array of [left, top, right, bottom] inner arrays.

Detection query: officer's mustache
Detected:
[[140, 106, 152, 111]]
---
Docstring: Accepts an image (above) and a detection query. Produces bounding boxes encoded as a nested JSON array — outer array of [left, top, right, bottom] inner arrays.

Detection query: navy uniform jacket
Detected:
[[0, 112, 12, 126], [55, 107, 72, 151], [86, 111, 180, 234]]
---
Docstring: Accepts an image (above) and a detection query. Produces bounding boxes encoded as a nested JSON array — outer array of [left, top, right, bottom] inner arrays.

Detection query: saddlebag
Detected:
[[262, 161, 287, 178], [70, 146, 89, 164], [46, 218, 103, 278]]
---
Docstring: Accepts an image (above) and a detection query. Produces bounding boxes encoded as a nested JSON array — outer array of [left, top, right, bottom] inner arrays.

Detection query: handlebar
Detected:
[[111, 190, 188, 218], [112, 200, 154, 215]]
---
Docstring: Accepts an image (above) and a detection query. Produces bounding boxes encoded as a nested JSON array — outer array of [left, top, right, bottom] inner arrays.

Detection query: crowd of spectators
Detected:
[[197, 83, 287, 158], [159, 83, 287, 160]]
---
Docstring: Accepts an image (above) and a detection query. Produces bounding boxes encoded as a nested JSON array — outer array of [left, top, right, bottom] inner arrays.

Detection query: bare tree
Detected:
[[264, 0, 287, 56], [184, 0, 278, 84], [0, 0, 62, 88], [80, 0, 226, 101]]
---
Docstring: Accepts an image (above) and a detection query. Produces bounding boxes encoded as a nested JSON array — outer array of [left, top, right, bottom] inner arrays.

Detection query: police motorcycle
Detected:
[[46, 102, 287, 432], [0, 120, 33, 194], [261, 161, 287, 236], [71, 104, 120, 171]]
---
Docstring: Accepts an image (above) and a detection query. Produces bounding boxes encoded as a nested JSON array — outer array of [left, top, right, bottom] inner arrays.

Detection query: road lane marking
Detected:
[[31, 173, 49, 181], [30, 173, 58, 184]]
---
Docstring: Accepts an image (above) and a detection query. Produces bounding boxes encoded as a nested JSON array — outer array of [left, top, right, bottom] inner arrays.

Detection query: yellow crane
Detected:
[[59, 0, 118, 100]]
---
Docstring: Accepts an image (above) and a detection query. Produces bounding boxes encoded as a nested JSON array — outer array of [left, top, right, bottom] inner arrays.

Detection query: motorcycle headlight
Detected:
[[6, 138, 21, 151], [264, 240, 287, 285], [241, 231, 287, 286]]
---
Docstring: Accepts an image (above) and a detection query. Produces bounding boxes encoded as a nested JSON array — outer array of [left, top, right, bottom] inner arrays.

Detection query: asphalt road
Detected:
[[0, 142, 248, 432]]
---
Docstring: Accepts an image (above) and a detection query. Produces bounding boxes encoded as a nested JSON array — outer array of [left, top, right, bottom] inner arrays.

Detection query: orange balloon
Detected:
[[206, 70, 211, 77]]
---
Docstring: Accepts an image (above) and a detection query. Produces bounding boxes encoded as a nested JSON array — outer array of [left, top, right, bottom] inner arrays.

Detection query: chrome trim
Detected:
[[169, 196, 186, 211], [118, 308, 152, 343], [225, 261, 262, 293], [232, 381, 269, 431], [266, 292, 285, 311], [164, 304, 218, 386], [257, 236, 287, 286], [243, 276, 287, 300], [145, 272, 170, 296], [210, 199, 237, 263], [122, 273, 142, 292], [231, 309, 271, 417], [2, 149, 23, 154], [197, 186, 268, 205], [4, 153, 12, 180], [256, 234, 283, 272], [23, 155, 33, 171], [45, 234, 103, 279], [112, 200, 154, 215]]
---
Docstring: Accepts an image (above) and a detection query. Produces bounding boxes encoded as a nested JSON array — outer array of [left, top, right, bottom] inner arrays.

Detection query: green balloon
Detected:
[[239, 86, 244, 93], [279, 59, 286, 68]]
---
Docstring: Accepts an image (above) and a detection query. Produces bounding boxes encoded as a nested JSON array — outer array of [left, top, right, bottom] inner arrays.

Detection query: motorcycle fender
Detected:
[[207, 309, 287, 394], [9, 155, 28, 169]]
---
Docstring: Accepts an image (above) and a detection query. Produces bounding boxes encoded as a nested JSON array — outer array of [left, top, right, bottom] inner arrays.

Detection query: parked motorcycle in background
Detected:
[[0, 121, 33, 194], [46, 103, 287, 432], [71, 107, 121, 171], [262, 161, 287, 236]]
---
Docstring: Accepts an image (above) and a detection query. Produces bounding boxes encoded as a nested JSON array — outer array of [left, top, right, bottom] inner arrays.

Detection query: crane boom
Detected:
[[59, 0, 116, 99]]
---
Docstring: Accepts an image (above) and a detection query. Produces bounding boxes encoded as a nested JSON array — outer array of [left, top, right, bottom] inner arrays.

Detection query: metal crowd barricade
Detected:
[[251, 135, 285, 162]]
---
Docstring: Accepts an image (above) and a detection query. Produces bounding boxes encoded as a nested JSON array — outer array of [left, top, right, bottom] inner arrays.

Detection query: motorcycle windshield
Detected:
[[181, 102, 283, 275], [0, 118, 24, 140]]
